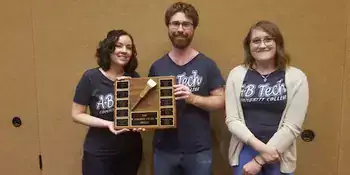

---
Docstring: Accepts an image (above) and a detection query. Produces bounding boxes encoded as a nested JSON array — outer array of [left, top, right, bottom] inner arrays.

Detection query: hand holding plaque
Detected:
[[114, 76, 177, 129], [173, 84, 192, 101]]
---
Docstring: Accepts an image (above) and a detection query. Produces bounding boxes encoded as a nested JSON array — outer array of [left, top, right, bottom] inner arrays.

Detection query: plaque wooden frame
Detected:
[[113, 76, 177, 129]]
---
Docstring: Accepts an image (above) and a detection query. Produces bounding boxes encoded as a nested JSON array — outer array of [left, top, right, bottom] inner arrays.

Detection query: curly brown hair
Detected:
[[95, 29, 138, 73]]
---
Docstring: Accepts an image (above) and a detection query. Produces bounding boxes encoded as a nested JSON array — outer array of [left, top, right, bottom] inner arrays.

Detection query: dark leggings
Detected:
[[82, 148, 142, 175]]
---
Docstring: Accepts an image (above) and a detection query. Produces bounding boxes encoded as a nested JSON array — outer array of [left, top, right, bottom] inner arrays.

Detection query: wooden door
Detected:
[[0, 0, 41, 175], [336, 2, 350, 175], [193, 0, 347, 174], [30, 1, 168, 175], [31, 1, 89, 174]]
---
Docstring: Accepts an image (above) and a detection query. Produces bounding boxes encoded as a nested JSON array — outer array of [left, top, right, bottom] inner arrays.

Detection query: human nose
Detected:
[[177, 24, 185, 32], [120, 46, 127, 52], [258, 40, 267, 48]]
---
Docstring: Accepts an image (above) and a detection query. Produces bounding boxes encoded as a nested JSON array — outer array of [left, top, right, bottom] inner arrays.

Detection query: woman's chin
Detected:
[[112, 60, 129, 67], [255, 57, 274, 62]]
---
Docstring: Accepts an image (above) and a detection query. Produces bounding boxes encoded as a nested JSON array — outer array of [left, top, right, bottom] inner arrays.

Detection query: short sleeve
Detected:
[[128, 71, 140, 78], [207, 60, 225, 91], [73, 72, 92, 105], [148, 64, 155, 77]]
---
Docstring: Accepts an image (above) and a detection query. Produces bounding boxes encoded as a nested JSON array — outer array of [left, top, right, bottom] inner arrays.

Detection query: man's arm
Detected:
[[186, 87, 225, 111], [185, 59, 226, 111]]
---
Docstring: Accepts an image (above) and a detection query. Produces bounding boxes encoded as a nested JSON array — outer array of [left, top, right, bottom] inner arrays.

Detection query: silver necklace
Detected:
[[261, 73, 271, 82]]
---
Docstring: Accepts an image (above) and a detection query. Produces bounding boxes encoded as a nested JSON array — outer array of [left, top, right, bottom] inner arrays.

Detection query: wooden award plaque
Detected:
[[113, 76, 177, 129]]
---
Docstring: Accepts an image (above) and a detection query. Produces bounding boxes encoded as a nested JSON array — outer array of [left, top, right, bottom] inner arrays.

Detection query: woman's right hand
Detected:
[[260, 147, 280, 163], [247, 137, 281, 164], [106, 121, 130, 135]]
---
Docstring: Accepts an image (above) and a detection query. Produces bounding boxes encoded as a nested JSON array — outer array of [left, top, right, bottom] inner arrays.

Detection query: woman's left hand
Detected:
[[132, 128, 146, 132], [116, 76, 132, 81], [243, 159, 262, 175]]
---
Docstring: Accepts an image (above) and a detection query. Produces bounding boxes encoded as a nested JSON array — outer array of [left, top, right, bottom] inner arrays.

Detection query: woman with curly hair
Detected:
[[71, 29, 144, 175]]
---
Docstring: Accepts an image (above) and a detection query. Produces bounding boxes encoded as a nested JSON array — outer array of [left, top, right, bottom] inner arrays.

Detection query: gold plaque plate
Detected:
[[113, 76, 177, 129]]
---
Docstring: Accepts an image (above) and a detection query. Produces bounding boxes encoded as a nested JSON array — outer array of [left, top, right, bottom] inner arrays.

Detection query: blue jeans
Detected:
[[154, 149, 212, 175], [233, 145, 293, 175]]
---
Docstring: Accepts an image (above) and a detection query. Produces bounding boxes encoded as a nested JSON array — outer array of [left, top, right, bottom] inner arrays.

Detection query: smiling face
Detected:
[[249, 28, 276, 62], [168, 12, 195, 49], [110, 35, 133, 66]]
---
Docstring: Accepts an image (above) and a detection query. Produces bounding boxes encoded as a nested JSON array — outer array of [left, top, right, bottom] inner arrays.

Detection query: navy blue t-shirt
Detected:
[[73, 68, 142, 155], [148, 53, 225, 153], [240, 69, 287, 143]]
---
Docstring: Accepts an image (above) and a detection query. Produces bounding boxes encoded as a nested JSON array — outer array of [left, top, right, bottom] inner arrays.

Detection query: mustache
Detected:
[[172, 32, 188, 38]]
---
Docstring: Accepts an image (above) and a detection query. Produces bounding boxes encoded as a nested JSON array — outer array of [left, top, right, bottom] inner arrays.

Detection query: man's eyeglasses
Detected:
[[168, 21, 193, 30]]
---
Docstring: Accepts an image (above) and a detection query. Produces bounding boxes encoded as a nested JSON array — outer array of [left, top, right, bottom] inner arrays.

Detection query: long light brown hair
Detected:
[[243, 20, 290, 69]]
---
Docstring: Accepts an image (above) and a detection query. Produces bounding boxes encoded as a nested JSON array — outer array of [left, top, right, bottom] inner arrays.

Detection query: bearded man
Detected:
[[147, 2, 226, 175]]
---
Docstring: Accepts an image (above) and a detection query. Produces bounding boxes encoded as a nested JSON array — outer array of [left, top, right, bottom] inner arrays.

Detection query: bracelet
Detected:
[[253, 157, 263, 166]]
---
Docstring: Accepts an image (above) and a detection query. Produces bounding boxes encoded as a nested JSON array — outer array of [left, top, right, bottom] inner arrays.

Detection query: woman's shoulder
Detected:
[[228, 64, 248, 76], [285, 66, 307, 79], [78, 67, 100, 79], [125, 71, 141, 78], [81, 67, 99, 74]]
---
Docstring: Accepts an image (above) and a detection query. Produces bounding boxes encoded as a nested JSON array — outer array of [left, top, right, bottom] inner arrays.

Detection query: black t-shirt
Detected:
[[240, 69, 287, 143], [73, 68, 142, 155], [148, 53, 225, 153]]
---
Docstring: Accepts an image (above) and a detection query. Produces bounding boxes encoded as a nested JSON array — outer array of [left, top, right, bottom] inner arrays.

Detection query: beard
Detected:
[[168, 32, 194, 49]]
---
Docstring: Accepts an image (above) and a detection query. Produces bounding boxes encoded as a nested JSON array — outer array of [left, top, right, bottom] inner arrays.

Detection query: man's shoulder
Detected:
[[151, 54, 169, 66], [196, 52, 213, 61], [194, 52, 220, 66]]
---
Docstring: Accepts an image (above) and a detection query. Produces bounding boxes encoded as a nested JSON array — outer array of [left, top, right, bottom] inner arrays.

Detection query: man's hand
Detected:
[[173, 84, 193, 102]]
